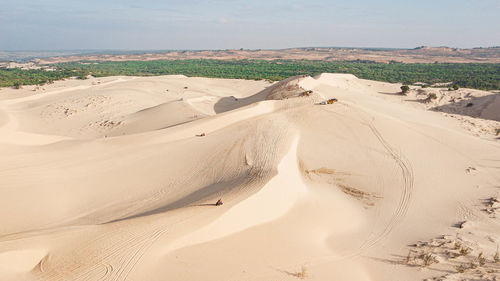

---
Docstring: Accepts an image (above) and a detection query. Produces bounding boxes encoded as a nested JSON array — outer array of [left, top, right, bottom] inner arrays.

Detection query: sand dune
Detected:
[[0, 74, 499, 281]]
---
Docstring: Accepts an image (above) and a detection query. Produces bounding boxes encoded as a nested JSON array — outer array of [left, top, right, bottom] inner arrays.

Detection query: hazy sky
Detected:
[[1, 0, 499, 50]]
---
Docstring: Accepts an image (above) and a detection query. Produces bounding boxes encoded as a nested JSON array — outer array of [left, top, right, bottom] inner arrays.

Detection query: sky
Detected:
[[1, 0, 499, 50]]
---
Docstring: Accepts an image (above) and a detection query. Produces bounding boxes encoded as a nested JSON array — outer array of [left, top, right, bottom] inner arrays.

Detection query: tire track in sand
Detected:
[[33, 225, 167, 281], [312, 105, 414, 255], [354, 120, 414, 253]]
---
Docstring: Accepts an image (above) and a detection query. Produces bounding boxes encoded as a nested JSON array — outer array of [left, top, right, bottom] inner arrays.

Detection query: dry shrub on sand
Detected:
[[456, 264, 467, 273], [293, 265, 307, 279], [459, 246, 471, 256], [477, 252, 486, 266], [421, 252, 439, 267]]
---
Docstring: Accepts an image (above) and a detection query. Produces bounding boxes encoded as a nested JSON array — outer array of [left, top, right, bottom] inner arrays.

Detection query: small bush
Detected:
[[13, 81, 22, 89], [453, 85, 460, 90], [424, 93, 438, 103], [401, 85, 410, 94]]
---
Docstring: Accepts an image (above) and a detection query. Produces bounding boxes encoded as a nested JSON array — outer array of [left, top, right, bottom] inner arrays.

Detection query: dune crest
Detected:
[[165, 136, 308, 251]]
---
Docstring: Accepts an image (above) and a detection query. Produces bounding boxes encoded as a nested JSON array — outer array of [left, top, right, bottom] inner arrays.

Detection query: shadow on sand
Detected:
[[213, 90, 268, 113], [430, 93, 500, 122], [106, 177, 246, 224]]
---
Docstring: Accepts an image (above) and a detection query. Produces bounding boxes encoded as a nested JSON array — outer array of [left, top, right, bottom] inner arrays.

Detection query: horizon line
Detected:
[[2, 45, 500, 53]]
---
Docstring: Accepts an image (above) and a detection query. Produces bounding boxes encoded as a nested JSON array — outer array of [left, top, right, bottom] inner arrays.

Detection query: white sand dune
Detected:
[[0, 74, 499, 281]]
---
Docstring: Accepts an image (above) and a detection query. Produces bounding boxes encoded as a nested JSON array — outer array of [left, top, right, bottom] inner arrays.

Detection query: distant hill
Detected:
[[24, 46, 500, 64], [0, 50, 102, 62]]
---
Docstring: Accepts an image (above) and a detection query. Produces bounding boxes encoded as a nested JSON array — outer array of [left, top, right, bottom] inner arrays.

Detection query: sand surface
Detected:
[[0, 74, 499, 281]]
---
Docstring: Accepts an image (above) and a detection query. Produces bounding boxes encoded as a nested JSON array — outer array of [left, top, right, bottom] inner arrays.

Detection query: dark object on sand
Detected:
[[215, 199, 223, 206], [300, 90, 313, 97], [318, 98, 338, 105], [197, 133, 206, 137]]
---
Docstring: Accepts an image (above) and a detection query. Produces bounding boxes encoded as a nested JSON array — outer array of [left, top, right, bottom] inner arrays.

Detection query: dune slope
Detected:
[[0, 74, 499, 281]]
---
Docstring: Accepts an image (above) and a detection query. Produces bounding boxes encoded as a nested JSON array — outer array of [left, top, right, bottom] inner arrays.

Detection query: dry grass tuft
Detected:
[[459, 246, 471, 256], [478, 252, 486, 266], [421, 252, 439, 267], [456, 264, 467, 273], [469, 262, 477, 270], [294, 265, 307, 279], [406, 250, 414, 264]]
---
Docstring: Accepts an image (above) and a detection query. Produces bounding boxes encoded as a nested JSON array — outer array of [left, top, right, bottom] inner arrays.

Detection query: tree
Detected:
[[401, 85, 410, 94]]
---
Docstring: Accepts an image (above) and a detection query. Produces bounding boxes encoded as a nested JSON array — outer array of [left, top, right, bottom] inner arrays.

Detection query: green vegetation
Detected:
[[421, 92, 441, 103], [1, 60, 499, 90], [400, 85, 410, 94], [0, 68, 75, 87], [13, 81, 22, 89]]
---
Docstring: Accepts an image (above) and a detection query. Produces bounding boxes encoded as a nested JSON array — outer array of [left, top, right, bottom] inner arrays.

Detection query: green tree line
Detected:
[[1, 60, 499, 90]]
